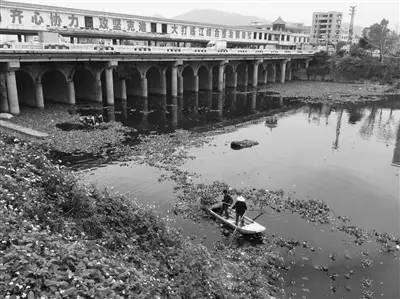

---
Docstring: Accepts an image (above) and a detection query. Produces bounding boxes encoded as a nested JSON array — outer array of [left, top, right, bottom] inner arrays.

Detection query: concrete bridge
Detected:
[[0, 43, 314, 115]]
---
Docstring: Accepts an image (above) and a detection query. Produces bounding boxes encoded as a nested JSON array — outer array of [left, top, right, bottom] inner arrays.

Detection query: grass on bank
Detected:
[[0, 133, 282, 298]]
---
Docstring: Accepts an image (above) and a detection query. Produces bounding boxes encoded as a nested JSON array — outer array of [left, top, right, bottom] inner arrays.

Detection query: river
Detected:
[[75, 90, 399, 299]]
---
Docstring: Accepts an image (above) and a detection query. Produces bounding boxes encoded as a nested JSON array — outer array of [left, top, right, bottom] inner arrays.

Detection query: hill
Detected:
[[173, 9, 270, 26]]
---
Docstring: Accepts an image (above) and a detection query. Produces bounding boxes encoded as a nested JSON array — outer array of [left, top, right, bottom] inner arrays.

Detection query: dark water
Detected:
[[79, 91, 400, 299]]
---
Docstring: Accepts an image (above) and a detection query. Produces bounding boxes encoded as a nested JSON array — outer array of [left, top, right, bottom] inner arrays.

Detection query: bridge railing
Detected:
[[0, 42, 316, 56]]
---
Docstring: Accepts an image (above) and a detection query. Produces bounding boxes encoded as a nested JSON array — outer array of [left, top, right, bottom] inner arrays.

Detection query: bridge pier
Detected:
[[193, 92, 199, 114], [171, 66, 178, 97], [171, 96, 178, 127], [269, 64, 276, 83], [263, 68, 268, 85], [194, 75, 199, 93], [119, 78, 127, 100], [217, 93, 223, 119], [141, 76, 148, 98], [161, 69, 167, 95], [67, 80, 76, 105], [95, 74, 103, 103], [252, 62, 259, 88], [250, 92, 257, 111], [105, 67, 114, 105], [230, 90, 237, 111], [34, 81, 44, 109], [232, 72, 238, 88], [6, 61, 20, 115], [178, 75, 183, 95], [0, 73, 9, 112], [218, 64, 224, 92], [207, 68, 213, 91], [280, 60, 287, 83], [305, 59, 312, 69], [287, 65, 292, 81]]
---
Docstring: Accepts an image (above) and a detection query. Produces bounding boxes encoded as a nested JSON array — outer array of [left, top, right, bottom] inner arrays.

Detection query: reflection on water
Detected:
[[75, 90, 300, 133], [82, 92, 400, 299]]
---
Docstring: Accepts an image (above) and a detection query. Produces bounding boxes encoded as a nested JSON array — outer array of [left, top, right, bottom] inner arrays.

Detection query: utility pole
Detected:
[[348, 6, 356, 45]]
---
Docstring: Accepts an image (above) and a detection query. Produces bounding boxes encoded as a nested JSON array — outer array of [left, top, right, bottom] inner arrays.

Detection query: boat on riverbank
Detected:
[[207, 204, 266, 234]]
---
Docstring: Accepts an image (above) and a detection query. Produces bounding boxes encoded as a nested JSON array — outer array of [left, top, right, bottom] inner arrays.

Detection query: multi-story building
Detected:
[[0, 1, 310, 50], [311, 11, 342, 45], [244, 17, 311, 49]]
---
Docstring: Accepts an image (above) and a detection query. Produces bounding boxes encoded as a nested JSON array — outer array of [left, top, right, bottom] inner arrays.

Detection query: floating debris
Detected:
[[230, 139, 259, 150], [361, 278, 373, 288], [361, 258, 373, 268], [329, 273, 339, 281], [345, 285, 352, 292]]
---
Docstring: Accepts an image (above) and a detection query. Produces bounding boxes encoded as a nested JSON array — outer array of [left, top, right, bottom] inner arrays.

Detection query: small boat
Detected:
[[207, 204, 266, 234]]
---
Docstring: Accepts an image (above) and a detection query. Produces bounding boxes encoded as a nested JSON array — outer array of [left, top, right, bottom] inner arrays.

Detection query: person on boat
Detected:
[[232, 195, 247, 227], [221, 189, 233, 218]]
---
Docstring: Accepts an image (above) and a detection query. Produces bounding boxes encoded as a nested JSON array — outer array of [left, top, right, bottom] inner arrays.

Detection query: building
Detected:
[[311, 11, 342, 45], [244, 17, 311, 49], [339, 32, 360, 44], [0, 1, 310, 50]]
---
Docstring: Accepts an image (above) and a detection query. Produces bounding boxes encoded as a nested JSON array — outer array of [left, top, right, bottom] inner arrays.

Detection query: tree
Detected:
[[335, 41, 347, 56], [362, 19, 397, 61]]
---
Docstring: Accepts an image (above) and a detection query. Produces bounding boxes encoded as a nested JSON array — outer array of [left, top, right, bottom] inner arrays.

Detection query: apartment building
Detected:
[[311, 11, 342, 44]]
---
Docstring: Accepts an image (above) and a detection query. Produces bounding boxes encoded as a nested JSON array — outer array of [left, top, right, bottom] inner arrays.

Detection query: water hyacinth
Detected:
[[0, 133, 283, 298]]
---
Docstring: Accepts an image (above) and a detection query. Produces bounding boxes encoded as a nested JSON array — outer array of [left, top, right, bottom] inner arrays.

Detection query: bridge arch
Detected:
[[16, 70, 36, 107], [181, 65, 196, 92], [73, 68, 98, 102], [146, 66, 163, 95], [224, 64, 236, 88], [236, 63, 248, 87], [198, 65, 210, 91], [126, 67, 143, 97], [41, 69, 69, 104]]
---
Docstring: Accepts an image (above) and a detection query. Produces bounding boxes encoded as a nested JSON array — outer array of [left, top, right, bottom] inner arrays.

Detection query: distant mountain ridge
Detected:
[[173, 9, 271, 26], [173, 9, 365, 36]]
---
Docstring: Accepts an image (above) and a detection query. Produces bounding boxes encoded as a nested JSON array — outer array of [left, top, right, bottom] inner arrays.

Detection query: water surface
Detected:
[[82, 91, 400, 298]]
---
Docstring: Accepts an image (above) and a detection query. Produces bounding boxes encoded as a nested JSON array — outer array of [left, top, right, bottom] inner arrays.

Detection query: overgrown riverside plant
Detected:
[[0, 134, 282, 298], [305, 50, 400, 84]]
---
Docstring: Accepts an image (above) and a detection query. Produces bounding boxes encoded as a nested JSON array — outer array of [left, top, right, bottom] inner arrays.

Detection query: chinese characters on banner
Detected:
[[5, 7, 248, 40]]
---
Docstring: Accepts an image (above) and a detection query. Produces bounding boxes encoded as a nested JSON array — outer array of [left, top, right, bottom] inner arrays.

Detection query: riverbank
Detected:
[[0, 103, 135, 164], [0, 133, 283, 298], [2, 87, 400, 297], [267, 80, 400, 103], [2, 80, 399, 157]]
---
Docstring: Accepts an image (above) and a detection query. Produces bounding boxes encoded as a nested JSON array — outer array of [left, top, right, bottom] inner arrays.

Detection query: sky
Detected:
[[6, 0, 400, 31]]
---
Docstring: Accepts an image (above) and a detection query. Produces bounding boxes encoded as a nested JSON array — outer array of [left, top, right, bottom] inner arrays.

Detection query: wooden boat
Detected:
[[207, 204, 266, 234]]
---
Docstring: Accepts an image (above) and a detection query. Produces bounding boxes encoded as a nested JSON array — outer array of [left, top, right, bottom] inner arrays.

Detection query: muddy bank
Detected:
[[266, 81, 400, 103], [0, 103, 136, 167]]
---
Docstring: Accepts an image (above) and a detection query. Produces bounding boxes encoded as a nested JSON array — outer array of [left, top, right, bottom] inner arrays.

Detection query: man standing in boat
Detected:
[[221, 189, 233, 218], [232, 195, 247, 227]]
